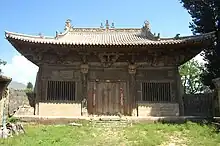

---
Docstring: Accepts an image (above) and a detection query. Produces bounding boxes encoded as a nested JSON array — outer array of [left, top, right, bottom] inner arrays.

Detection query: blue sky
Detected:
[[0, 0, 194, 84]]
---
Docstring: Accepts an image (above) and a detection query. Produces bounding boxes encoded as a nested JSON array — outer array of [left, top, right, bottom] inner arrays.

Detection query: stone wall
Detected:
[[0, 98, 4, 124], [8, 89, 34, 116], [137, 103, 179, 116]]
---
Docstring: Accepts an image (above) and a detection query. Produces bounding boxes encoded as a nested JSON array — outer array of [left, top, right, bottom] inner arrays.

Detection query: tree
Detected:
[[179, 59, 211, 94], [0, 59, 6, 74], [180, 0, 220, 89], [26, 82, 33, 90]]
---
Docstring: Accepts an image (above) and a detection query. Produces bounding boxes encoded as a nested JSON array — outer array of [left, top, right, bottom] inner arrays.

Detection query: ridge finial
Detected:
[[144, 20, 150, 30], [65, 19, 72, 30]]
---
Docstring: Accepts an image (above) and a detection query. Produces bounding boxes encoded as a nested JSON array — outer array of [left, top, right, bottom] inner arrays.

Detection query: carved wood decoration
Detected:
[[78, 52, 90, 63], [128, 64, 137, 74], [80, 64, 89, 74], [19, 43, 190, 67], [97, 52, 122, 67], [120, 87, 124, 106], [128, 53, 139, 64], [51, 70, 75, 80]]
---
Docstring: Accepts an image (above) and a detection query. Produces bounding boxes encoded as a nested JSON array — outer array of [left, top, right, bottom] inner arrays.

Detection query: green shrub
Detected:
[[7, 116, 20, 123]]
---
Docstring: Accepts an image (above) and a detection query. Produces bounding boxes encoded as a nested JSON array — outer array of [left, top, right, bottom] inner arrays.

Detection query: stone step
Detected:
[[91, 123, 132, 128], [90, 120, 132, 127]]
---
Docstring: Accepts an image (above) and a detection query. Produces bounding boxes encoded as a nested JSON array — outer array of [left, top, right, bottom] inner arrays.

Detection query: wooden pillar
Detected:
[[80, 64, 89, 116], [213, 78, 220, 116], [34, 67, 42, 115], [176, 68, 184, 116], [128, 64, 137, 116]]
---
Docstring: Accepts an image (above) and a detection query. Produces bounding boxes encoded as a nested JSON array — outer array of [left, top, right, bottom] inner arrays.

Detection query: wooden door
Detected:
[[87, 81, 127, 115]]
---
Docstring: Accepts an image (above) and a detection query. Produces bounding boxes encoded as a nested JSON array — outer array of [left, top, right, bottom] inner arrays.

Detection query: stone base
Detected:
[[137, 102, 179, 116], [132, 108, 137, 116], [36, 102, 179, 117], [81, 107, 88, 116], [38, 102, 82, 116]]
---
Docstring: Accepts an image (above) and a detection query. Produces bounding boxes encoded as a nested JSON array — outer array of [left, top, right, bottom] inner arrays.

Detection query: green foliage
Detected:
[[24, 88, 34, 94], [26, 82, 33, 90], [0, 59, 6, 74], [180, 0, 220, 89], [179, 59, 211, 94], [7, 116, 20, 123]]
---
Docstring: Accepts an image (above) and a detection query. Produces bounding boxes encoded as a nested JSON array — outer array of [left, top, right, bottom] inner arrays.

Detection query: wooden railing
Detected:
[[47, 81, 76, 101], [141, 82, 172, 102]]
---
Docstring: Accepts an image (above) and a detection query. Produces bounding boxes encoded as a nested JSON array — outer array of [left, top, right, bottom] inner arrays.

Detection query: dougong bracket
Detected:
[[98, 52, 123, 67], [78, 52, 90, 64]]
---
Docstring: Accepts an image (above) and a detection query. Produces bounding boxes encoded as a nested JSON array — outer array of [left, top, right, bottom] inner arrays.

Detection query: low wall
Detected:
[[137, 102, 179, 116], [213, 78, 220, 116], [38, 101, 82, 116], [183, 93, 213, 117]]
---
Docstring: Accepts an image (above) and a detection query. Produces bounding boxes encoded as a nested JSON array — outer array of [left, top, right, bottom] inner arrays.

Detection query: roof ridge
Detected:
[[69, 27, 142, 32]]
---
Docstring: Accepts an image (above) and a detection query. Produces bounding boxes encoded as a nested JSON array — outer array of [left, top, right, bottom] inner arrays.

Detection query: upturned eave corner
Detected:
[[5, 31, 11, 39], [55, 19, 73, 39]]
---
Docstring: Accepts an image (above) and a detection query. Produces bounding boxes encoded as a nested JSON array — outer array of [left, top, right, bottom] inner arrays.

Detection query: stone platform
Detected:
[[13, 115, 213, 125]]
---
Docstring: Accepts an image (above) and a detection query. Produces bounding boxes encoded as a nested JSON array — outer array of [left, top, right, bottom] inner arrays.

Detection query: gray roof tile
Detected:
[[5, 27, 215, 46]]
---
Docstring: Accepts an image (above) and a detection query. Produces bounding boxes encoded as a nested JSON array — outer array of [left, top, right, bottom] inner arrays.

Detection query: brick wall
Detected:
[[137, 103, 179, 116], [38, 102, 81, 116]]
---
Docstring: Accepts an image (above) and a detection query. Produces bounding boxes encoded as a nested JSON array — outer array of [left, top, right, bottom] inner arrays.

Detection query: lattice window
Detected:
[[47, 81, 76, 100], [141, 82, 171, 102]]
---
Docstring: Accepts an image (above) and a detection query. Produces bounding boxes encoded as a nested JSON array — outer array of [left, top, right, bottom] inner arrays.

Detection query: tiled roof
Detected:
[[5, 20, 215, 46]]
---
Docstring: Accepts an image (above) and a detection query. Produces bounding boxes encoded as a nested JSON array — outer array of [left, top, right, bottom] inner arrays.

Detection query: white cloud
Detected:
[[2, 55, 38, 85]]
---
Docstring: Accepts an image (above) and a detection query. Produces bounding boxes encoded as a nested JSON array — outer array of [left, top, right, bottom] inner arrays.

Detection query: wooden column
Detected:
[[176, 68, 184, 116], [213, 78, 220, 116], [35, 67, 43, 115], [128, 64, 137, 116], [80, 64, 89, 116]]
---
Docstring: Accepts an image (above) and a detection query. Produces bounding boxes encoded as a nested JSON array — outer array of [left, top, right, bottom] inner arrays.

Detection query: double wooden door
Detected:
[[87, 81, 129, 115]]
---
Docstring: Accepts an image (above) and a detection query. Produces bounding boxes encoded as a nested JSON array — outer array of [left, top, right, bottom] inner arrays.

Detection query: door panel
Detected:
[[87, 81, 128, 115]]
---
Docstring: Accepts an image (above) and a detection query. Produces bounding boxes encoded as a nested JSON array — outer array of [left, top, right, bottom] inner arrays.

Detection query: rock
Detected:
[[14, 106, 34, 116], [0, 127, 11, 138], [6, 123, 25, 135], [0, 122, 25, 138], [69, 122, 82, 126]]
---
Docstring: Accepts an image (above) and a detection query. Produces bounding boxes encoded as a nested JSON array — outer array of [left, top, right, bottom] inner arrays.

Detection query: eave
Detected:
[[5, 19, 216, 67], [5, 31, 215, 47]]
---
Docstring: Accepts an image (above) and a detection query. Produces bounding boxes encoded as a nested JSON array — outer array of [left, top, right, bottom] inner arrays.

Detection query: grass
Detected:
[[0, 121, 220, 146]]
